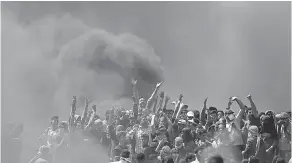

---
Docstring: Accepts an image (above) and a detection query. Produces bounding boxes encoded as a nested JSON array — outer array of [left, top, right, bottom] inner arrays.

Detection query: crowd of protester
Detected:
[[6, 79, 291, 163]]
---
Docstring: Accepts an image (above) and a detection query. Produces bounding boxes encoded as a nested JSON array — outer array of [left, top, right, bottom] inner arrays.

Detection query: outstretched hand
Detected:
[[227, 97, 233, 109], [204, 97, 208, 106], [247, 94, 252, 100], [231, 97, 237, 101], [156, 81, 164, 88], [179, 94, 183, 102]]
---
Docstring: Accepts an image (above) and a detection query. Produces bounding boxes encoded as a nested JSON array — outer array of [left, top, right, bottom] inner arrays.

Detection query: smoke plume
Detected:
[[2, 11, 163, 122], [2, 9, 163, 161]]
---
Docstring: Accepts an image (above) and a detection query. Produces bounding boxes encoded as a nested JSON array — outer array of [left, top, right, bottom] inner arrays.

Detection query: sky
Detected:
[[1, 2, 291, 162]]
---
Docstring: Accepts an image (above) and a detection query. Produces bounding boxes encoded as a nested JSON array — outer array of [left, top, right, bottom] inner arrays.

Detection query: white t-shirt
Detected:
[[226, 121, 243, 146]]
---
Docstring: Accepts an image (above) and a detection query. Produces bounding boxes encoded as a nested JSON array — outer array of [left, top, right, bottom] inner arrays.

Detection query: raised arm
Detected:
[[146, 81, 163, 111], [81, 96, 89, 126], [247, 95, 258, 117], [132, 78, 139, 101], [69, 96, 77, 128], [172, 94, 183, 120], [131, 79, 139, 121], [163, 96, 170, 112], [232, 97, 246, 125], [152, 95, 159, 114], [200, 98, 208, 125], [157, 91, 165, 113], [84, 105, 97, 130]]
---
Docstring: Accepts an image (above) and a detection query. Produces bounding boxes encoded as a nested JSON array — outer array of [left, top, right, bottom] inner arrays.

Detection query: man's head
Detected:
[[139, 98, 146, 108], [209, 110, 217, 121], [225, 110, 235, 122], [174, 137, 183, 149], [277, 112, 290, 126], [187, 111, 194, 120], [50, 116, 59, 129], [178, 119, 186, 131], [116, 125, 125, 133], [157, 125, 167, 140], [209, 107, 217, 120], [140, 117, 149, 128], [217, 110, 224, 120], [165, 110, 174, 119], [265, 110, 274, 118], [141, 133, 149, 147]]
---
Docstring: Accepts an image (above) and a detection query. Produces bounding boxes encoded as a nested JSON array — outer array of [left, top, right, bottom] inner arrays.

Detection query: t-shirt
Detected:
[[226, 121, 244, 146]]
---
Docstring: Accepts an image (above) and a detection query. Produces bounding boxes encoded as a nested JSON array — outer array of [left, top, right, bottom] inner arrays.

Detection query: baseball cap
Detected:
[[187, 111, 194, 117]]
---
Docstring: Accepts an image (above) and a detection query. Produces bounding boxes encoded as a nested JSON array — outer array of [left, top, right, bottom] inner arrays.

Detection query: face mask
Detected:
[[228, 114, 235, 121]]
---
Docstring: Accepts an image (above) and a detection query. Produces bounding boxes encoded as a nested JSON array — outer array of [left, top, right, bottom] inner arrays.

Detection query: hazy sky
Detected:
[[2, 1, 291, 121]]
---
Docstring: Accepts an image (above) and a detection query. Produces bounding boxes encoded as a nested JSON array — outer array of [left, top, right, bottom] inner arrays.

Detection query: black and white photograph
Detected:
[[1, 1, 291, 163]]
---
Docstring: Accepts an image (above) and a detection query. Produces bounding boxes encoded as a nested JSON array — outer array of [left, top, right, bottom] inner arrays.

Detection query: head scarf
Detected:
[[248, 125, 258, 139], [116, 125, 125, 133], [175, 137, 183, 149], [160, 146, 171, 159]]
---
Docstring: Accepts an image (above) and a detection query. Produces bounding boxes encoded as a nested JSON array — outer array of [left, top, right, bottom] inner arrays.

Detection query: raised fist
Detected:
[[156, 81, 164, 88]]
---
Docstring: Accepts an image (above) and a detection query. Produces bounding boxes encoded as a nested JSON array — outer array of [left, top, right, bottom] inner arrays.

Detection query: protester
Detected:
[[21, 79, 290, 163]]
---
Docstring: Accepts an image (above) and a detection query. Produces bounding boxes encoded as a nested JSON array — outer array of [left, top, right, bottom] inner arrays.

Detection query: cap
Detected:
[[210, 110, 217, 114], [178, 119, 186, 125], [187, 111, 194, 117], [94, 119, 102, 125], [209, 107, 217, 112], [225, 110, 234, 115], [181, 104, 189, 109]]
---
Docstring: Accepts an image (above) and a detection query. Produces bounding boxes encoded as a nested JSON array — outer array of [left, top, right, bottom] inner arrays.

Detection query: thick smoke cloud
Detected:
[[2, 12, 163, 122], [2, 9, 163, 161]]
